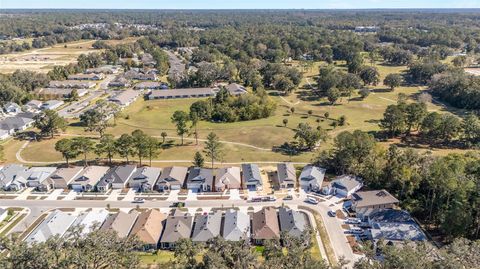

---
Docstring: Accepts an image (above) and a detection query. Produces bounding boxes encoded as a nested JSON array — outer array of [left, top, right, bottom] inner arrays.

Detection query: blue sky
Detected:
[[1, 0, 479, 9]]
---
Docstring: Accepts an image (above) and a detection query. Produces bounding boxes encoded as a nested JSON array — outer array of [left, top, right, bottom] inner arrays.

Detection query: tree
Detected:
[[359, 66, 380, 86], [338, 115, 347, 126], [359, 88, 370, 99], [203, 132, 223, 168], [190, 112, 200, 145], [160, 132, 168, 144], [326, 87, 340, 105], [33, 110, 67, 138], [171, 110, 190, 145], [55, 138, 79, 165], [383, 73, 403, 91], [282, 118, 288, 127], [290, 107, 295, 114], [68, 89, 79, 101], [463, 114, 480, 146], [71, 137, 95, 167], [380, 105, 406, 137], [193, 151, 205, 167], [80, 109, 108, 137], [131, 129, 148, 166], [95, 134, 116, 165], [115, 134, 134, 163], [294, 123, 328, 151], [405, 102, 428, 133], [145, 136, 160, 167]]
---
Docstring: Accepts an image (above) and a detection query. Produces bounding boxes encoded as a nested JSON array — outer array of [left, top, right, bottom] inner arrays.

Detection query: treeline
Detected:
[[429, 70, 480, 110], [189, 88, 276, 123], [316, 130, 480, 240], [0, 70, 49, 104]]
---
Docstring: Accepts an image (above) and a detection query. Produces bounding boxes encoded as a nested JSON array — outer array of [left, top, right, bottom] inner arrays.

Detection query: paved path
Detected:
[[62, 190, 77, 201], [279, 96, 300, 106], [45, 189, 63, 200], [106, 189, 121, 201], [14, 187, 33, 200]]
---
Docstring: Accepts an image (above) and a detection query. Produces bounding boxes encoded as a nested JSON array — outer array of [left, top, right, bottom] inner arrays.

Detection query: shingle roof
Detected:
[[368, 209, 426, 242], [71, 166, 109, 187], [103, 211, 139, 238], [215, 167, 241, 190], [130, 209, 166, 245], [160, 212, 193, 243], [26, 210, 77, 244], [252, 207, 280, 240], [156, 166, 188, 188], [278, 207, 307, 238], [0, 116, 34, 132], [241, 164, 262, 187], [108, 89, 139, 106], [72, 209, 109, 235], [186, 167, 214, 188], [0, 164, 27, 187], [98, 165, 137, 187], [191, 211, 222, 242], [222, 209, 250, 241], [277, 163, 296, 184], [352, 190, 399, 208], [128, 166, 161, 188], [331, 175, 362, 192], [149, 88, 215, 98], [46, 166, 83, 187]]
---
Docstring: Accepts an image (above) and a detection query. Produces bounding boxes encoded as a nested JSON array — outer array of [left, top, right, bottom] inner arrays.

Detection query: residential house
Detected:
[[0, 116, 35, 138], [68, 73, 105, 80], [278, 207, 307, 238], [191, 211, 222, 243], [275, 163, 296, 189], [141, 53, 156, 66], [186, 167, 214, 192], [12, 166, 57, 190], [25, 100, 43, 111], [215, 166, 241, 192], [222, 209, 250, 241], [352, 190, 399, 220], [108, 76, 131, 88], [97, 164, 137, 192], [225, 83, 247, 96], [85, 65, 120, 74], [252, 207, 280, 244], [299, 165, 326, 192], [0, 164, 28, 190], [124, 70, 156, 81], [127, 166, 162, 192], [130, 209, 166, 250], [3, 102, 22, 115], [134, 81, 168, 90], [367, 209, 426, 244], [36, 88, 88, 99], [43, 166, 84, 191], [155, 166, 188, 192], [108, 89, 140, 108], [49, 80, 96, 89], [69, 166, 109, 192], [241, 163, 263, 191], [101, 210, 139, 238], [40, 100, 64, 110], [72, 209, 109, 235], [26, 210, 77, 244], [160, 210, 194, 249], [148, 88, 215, 99], [327, 175, 363, 198]]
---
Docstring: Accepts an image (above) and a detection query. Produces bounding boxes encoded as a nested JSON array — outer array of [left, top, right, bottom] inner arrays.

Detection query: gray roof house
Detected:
[[43, 166, 84, 191], [108, 76, 131, 88], [69, 166, 110, 192], [225, 83, 248, 96], [191, 211, 222, 242], [127, 166, 162, 192], [26, 210, 77, 244], [48, 80, 96, 89], [368, 209, 426, 244], [108, 89, 140, 108], [41, 100, 64, 110], [276, 163, 296, 189], [134, 81, 168, 90], [160, 211, 194, 249], [215, 166, 241, 192], [299, 165, 326, 192], [148, 88, 215, 99], [101, 210, 139, 238], [222, 209, 250, 241], [186, 167, 214, 192], [12, 166, 57, 190], [36, 88, 88, 99], [0, 116, 34, 136], [278, 207, 308, 238], [97, 164, 137, 192], [155, 166, 188, 191], [3, 102, 22, 115], [0, 164, 28, 190], [327, 175, 363, 198], [242, 163, 263, 191], [352, 190, 399, 220], [25, 100, 43, 111]]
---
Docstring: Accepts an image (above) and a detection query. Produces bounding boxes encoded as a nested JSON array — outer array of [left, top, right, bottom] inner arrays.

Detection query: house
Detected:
[[241, 163, 263, 191], [3, 102, 22, 115], [155, 166, 188, 192], [278, 207, 307, 238], [327, 175, 363, 197], [134, 81, 168, 90], [367, 209, 426, 244], [0, 208, 8, 223], [275, 163, 296, 189], [222, 209, 250, 241], [0, 164, 28, 190], [97, 164, 137, 192], [0, 116, 35, 137], [36, 88, 88, 99], [13, 166, 57, 190], [352, 190, 399, 220], [26, 210, 77, 244], [148, 88, 216, 99], [127, 166, 162, 192], [299, 165, 326, 192], [25, 100, 43, 111], [101, 210, 139, 238], [191, 211, 222, 243], [49, 80, 96, 89], [43, 166, 84, 191], [186, 167, 214, 192], [215, 166, 241, 192], [141, 53, 156, 66], [41, 100, 64, 110], [160, 210, 194, 249], [130, 209, 166, 250], [108, 89, 140, 108], [68, 73, 105, 80], [85, 65, 120, 74], [124, 70, 157, 81], [225, 83, 247, 96], [69, 166, 109, 192], [72, 209, 109, 235], [108, 76, 131, 88], [252, 207, 280, 244]]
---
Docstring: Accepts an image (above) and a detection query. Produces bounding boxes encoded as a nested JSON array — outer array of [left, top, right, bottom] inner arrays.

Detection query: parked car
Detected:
[[345, 218, 361, 224], [263, 196, 276, 202], [349, 227, 364, 234], [328, 210, 337, 217], [306, 197, 319, 204], [132, 197, 144, 203], [283, 195, 293, 200], [250, 197, 262, 202], [170, 202, 185, 207]]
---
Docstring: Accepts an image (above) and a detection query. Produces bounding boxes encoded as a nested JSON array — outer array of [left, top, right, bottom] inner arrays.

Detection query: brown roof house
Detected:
[[155, 166, 188, 192], [252, 207, 280, 244], [43, 166, 84, 191], [352, 190, 399, 220], [215, 166, 241, 192], [160, 210, 194, 249], [101, 210, 139, 238], [130, 209, 166, 250]]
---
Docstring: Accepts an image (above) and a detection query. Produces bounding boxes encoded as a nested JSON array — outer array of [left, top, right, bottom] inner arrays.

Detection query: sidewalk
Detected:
[[45, 189, 64, 201]]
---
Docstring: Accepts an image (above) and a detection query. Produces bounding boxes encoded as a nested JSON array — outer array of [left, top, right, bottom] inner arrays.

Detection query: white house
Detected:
[[326, 175, 363, 197], [299, 165, 326, 192], [3, 102, 22, 115]]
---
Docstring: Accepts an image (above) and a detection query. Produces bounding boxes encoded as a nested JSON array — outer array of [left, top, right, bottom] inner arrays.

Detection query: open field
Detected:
[[0, 37, 138, 74]]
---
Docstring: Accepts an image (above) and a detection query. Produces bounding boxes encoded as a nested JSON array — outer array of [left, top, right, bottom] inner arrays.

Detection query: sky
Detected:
[[1, 0, 480, 9]]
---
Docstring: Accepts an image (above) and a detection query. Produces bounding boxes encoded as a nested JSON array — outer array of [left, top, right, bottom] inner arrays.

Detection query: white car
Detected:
[[306, 197, 319, 204], [132, 198, 145, 203]]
